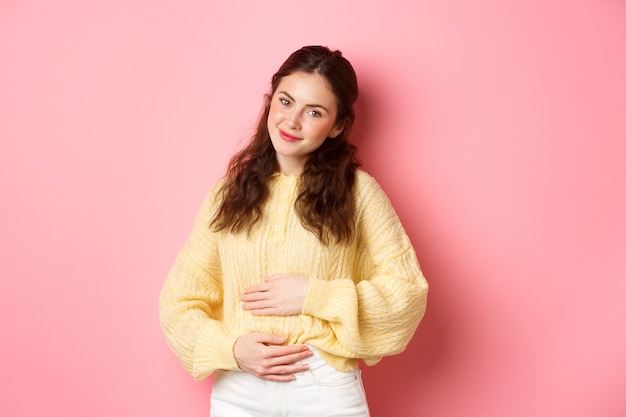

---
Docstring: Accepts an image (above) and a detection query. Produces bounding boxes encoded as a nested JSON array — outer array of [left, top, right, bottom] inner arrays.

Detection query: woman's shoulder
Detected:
[[353, 170, 401, 222], [208, 176, 229, 194], [196, 176, 228, 213], [354, 169, 384, 195], [353, 169, 393, 208]]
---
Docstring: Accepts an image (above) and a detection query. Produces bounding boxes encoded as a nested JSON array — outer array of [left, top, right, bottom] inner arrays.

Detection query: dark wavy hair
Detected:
[[211, 45, 360, 244]]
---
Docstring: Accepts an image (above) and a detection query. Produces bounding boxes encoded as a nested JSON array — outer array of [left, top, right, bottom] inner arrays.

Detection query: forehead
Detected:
[[275, 72, 338, 110]]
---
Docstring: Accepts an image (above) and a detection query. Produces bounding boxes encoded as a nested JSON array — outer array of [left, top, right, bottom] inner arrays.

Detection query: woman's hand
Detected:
[[233, 333, 312, 381], [241, 274, 309, 316]]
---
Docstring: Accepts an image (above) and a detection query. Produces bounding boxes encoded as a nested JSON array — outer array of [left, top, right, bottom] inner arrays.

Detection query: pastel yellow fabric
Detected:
[[159, 170, 428, 381]]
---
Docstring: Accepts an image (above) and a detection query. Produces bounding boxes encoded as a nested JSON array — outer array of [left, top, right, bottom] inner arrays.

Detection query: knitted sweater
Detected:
[[159, 170, 428, 381]]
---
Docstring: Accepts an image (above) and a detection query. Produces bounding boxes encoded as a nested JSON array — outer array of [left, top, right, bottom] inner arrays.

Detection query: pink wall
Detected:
[[1, 1, 625, 416]]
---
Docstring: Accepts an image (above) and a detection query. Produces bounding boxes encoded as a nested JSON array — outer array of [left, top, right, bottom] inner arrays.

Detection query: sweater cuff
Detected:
[[192, 330, 240, 380], [302, 277, 355, 321]]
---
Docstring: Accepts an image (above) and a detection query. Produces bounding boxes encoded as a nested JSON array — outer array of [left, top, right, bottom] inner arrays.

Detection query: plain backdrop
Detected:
[[1, 1, 625, 416]]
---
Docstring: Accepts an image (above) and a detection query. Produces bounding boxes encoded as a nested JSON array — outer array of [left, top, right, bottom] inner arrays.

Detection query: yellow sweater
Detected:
[[159, 170, 428, 381]]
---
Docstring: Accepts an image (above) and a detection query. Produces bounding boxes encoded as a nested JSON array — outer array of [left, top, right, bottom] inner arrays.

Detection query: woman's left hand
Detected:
[[241, 274, 310, 316]]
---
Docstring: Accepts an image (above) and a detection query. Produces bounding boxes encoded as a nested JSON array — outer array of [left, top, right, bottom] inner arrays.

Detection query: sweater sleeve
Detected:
[[301, 173, 428, 363], [159, 188, 240, 381]]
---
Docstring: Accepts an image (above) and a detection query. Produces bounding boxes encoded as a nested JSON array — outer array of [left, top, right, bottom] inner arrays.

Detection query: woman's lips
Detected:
[[279, 129, 301, 142]]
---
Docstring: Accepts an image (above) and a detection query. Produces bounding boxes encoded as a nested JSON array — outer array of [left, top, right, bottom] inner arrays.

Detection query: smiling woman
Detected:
[[158, 45, 429, 417], [268, 72, 345, 175]]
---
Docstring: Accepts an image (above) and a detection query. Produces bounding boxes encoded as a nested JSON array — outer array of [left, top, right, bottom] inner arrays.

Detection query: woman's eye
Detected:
[[280, 98, 290, 106], [308, 109, 321, 117]]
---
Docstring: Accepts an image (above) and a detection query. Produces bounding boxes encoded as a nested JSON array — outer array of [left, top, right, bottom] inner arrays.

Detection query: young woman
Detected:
[[159, 45, 429, 417]]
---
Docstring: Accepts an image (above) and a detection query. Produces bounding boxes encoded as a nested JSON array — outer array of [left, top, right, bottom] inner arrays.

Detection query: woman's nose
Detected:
[[285, 110, 301, 129]]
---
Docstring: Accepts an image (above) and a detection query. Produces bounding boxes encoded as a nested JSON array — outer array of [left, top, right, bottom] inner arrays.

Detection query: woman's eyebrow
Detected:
[[277, 91, 330, 113]]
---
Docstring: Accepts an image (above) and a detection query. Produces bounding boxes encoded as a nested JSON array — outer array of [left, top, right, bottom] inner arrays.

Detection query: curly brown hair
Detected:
[[211, 46, 360, 244]]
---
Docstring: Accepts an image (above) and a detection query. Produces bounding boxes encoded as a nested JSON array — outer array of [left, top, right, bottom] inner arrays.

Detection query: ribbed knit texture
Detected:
[[159, 170, 428, 381]]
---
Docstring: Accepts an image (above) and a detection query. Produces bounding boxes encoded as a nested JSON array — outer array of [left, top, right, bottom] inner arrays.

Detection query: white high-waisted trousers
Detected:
[[210, 347, 370, 417]]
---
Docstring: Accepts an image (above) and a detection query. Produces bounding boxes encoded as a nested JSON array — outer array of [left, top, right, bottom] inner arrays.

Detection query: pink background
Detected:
[[1, 1, 625, 416]]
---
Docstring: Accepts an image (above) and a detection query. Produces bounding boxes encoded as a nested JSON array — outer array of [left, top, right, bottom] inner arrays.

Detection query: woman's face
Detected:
[[267, 71, 344, 175]]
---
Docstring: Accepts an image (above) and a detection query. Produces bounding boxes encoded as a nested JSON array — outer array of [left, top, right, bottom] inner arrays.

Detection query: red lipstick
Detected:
[[279, 130, 300, 142]]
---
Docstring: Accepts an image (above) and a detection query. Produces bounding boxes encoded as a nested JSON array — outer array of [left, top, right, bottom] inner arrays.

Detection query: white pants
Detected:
[[210, 347, 370, 417]]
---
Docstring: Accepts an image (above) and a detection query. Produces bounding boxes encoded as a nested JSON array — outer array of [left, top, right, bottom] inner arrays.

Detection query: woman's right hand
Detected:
[[233, 333, 312, 381]]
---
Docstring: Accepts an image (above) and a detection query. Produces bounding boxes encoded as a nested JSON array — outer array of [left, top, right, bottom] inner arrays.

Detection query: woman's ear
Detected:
[[329, 121, 345, 139]]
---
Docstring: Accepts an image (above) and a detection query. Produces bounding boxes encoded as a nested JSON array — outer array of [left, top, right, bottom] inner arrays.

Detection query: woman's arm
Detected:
[[159, 191, 240, 381], [303, 175, 428, 360]]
